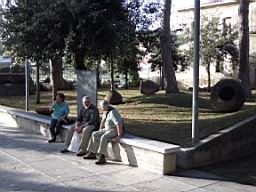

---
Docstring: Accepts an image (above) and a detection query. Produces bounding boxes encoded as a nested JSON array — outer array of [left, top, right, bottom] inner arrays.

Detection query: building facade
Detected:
[[177, 0, 256, 51], [175, 0, 256, 88]]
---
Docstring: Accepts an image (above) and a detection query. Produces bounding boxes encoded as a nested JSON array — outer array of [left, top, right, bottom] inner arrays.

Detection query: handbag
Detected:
[[68, 131, 81, 153]]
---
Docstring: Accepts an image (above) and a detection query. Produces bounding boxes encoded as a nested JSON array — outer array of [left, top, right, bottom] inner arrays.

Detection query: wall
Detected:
[[177, 114, 256, 169]]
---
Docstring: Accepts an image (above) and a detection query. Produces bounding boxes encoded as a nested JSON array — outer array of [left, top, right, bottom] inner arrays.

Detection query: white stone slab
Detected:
[[120, 134, 180, 154]]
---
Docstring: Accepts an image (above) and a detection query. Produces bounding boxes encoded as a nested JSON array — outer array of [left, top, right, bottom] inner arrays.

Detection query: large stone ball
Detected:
[[105, 89, 123, 105], [210, 79, 245, 112], [35, 106, 53, 116], [139, 79, 159, 95]]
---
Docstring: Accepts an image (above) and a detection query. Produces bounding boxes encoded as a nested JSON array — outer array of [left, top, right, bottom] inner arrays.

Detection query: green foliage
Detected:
[[190, 16, 238, 72], [138, 28, 190, 72], [1, 0, 71, 62], [1, 0, 161, 84], [10, 64, 25, 73], [188, 16, 238, 90]]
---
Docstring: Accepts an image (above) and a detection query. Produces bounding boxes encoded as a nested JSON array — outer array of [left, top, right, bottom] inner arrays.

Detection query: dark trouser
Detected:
[[49, 118, 66, 139]]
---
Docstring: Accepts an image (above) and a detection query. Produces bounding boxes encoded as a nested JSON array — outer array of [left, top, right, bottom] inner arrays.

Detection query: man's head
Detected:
[[56, 93, 65, 103], [99, 100, 110, 111], [82, 96, 91, 109]]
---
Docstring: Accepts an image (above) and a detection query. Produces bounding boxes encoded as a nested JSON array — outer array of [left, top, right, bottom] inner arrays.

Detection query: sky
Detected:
[[173, 0, 194, 9]]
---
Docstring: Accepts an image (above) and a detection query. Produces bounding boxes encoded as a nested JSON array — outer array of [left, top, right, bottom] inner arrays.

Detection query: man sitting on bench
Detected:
[[60, 96, 100, 156], [85, 100, 124, 164]]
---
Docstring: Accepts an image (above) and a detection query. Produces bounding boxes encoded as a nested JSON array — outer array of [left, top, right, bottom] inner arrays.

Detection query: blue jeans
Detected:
[[49, 118, 68, 139]]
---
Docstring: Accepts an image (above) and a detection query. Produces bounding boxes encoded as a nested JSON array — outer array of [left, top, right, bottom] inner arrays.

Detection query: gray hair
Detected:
[[99, 100, 110, 109], [82, 96, 90, 102]]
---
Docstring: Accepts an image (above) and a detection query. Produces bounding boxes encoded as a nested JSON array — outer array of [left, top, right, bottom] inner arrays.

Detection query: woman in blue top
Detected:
[[48, 93, 70, 143]]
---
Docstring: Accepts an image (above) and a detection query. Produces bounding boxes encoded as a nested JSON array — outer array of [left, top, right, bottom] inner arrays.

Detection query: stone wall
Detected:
[[177, 114, 256, 169]]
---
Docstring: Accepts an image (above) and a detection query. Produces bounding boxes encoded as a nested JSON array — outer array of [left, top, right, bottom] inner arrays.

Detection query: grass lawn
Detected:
[[1, 88, 256, 148]]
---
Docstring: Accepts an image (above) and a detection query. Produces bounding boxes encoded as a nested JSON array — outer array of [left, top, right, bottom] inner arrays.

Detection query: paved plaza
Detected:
[[0, 122, 256, 192]]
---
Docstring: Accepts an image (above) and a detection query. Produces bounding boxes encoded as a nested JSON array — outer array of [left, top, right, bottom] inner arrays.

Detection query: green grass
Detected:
[[1, 88, 256, 148]]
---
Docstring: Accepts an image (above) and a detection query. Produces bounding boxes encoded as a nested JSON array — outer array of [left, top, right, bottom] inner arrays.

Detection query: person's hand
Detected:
[[74, 126, 83, 133], [61, 118, 68, 124], [48, 107, 53, 113], [114, 135, 121, 143]]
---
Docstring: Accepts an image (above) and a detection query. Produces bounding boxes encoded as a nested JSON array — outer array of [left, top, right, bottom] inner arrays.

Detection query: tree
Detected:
[[238, 0, 251, 97], [138, 28, 190, 89], [190, 16, 238, 91], [1, 0, 71, 100], [160, 0, 179, 93]]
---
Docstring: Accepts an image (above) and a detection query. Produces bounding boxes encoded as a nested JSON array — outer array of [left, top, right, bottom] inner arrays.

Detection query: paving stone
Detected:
[[65, 175, 124, 191], [29, 157, 74, 172], [1, 123, 256, 192], [0, 172, 57, 191], [110, 186, 140, 191], [80, 160, 133, 174], [0, 164, 36, 179], [132, 176, 196, 192], [102, 168, 161, 186], [170, 169, 222, 188], [201, 181, 256, 192], [39, 166, 95, 182]]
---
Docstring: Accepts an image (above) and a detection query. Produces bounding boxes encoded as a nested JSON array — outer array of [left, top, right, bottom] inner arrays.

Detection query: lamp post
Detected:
[[25, 58, 29, 111], [25, 0, 29, 111], [192, 0, 200, 146]]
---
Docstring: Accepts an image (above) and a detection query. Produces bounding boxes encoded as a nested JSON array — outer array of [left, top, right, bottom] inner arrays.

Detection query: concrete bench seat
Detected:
[[0, 105, 180, 174], [0, 105, 75, 142], [107, 134, 180, 174]]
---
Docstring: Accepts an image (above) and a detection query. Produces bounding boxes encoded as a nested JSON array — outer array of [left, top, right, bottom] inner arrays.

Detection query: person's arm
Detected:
[[99, 119, 105, 129], [99, 112, 107, 129], [111, 110, 123, 143], [49, 101, 56, 113], [74, 108, 83, 133], [60, 103, 69, 122], [85, 107, 99, 126], [76, 108, 83, 126], [115, 123, 123, 143]]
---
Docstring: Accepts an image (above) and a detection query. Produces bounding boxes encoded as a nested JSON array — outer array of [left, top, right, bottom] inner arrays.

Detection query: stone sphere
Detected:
[[105, 89, 123, 105], [139, 79, 159, 95], [35, 106, 53, 116], [211, 79, 245, 112]]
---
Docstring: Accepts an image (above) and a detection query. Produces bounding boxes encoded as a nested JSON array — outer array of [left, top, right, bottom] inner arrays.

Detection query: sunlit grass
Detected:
[[1, 88, 256, 147]]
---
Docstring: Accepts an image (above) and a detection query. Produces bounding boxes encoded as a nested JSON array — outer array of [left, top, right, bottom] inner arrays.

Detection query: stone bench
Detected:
[[0, 105, 74, 142], [107, 134, 180, 174], [0, 105, 180, 174]]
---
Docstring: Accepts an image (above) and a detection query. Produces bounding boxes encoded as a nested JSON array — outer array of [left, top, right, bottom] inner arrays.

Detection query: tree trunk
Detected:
[[125, 70, 128, 89], [50, 59, 57, 101], [96, 59, 101, 88], [110, 55, 115, 91], [160, 66, 165, 90], [74, 52, 86, 70], [36, 62, 40, 104], [160, 0, 179, 94], [206, 63, 211, 92], [49, 54, 65, 90], [238, 0, 251, 97]]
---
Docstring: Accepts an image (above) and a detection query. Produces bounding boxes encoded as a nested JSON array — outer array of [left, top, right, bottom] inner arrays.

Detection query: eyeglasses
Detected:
[[84, 101, 90, 104]]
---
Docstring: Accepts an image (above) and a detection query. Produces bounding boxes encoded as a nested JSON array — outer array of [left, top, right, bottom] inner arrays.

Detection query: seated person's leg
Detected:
[[97, 129, 117, 156], [60, 126, 75, 153], [55, 119, 64, 137], [95, 129, 117, 164], [48, 119, 58, 143], [84, 129, 106, 159], [77, 125, 96, 156]]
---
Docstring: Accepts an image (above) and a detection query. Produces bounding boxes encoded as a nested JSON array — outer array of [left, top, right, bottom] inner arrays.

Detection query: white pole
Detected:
[[25, 58, 29, 111]]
